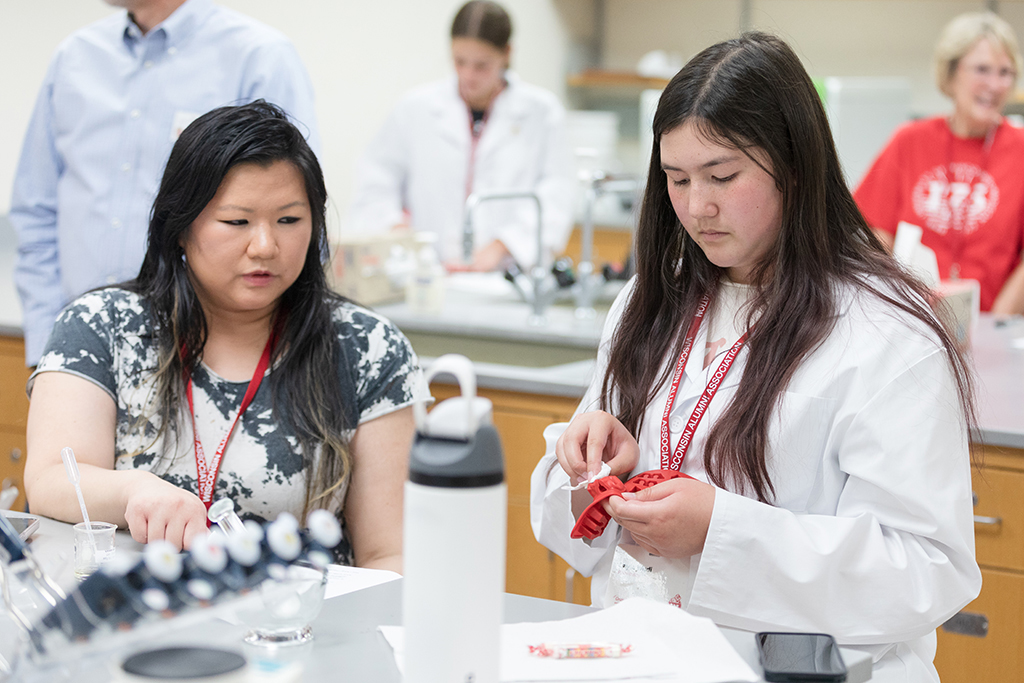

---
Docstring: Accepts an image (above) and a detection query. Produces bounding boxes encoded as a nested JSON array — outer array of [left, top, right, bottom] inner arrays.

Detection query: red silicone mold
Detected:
[[569, 469, 694, 540]]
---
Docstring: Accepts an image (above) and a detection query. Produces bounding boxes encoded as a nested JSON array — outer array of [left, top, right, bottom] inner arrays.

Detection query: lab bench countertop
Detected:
[[2, 219, 1024, 448], [374, 273, 610, 349], [0, 512, 872, 683], [969, 316, 1024, 449], [373, 272, 610, 399]]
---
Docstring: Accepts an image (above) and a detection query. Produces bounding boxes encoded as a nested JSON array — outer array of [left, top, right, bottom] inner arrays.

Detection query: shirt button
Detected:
[[111, 218, 121, 228], [131, 109, 141, 119], [121, 163, 131, 172], [144, 60, 154, 69], [167, 47, 177, 55], [106, 276, 117, 284], [670, 416, 684, 432]]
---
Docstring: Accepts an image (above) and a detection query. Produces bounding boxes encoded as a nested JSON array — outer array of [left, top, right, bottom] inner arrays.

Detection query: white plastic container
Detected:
[[403, 355, 506, 683], [406, 232, 445, 315]]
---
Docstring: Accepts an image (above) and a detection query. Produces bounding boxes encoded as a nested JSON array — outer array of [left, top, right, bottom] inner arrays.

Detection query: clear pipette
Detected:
[[61, 447, 95, 546]]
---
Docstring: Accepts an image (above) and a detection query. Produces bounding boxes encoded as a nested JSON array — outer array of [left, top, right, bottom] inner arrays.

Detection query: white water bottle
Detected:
[[403, 355, 506, 683]]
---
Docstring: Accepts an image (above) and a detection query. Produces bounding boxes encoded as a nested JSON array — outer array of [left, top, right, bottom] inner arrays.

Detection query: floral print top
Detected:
[[30, 289, 429, 564]]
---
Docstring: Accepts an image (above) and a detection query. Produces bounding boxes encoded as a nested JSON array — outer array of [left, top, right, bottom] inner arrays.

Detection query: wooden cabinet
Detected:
[[935, 445, 1024, 682], [560, 226, 633, 271], [0, 336, 30, 512], [430, 384, 591, 605]]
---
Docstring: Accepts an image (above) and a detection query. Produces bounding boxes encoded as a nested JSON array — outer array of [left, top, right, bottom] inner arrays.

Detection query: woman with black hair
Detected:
[[24, 101, 427, 572], [531, 33, 980, 682]]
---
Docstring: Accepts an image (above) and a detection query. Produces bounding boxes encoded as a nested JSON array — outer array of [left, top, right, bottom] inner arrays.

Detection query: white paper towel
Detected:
[[380, 597, 759, 683]]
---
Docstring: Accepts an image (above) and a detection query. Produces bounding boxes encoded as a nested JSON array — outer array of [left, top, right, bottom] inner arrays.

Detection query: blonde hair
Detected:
[[935, 12, 1022, 97]]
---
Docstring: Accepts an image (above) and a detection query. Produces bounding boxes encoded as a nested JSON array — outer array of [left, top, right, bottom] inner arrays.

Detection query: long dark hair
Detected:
[[603, 32, 976, 502], [129, 100, 350, 514]]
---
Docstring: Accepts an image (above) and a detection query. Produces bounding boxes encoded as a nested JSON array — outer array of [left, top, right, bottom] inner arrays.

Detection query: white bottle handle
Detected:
[[413, 354, 478, 436]]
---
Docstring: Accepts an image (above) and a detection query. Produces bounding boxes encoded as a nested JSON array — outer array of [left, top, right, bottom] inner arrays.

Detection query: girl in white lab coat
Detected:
[[530, 32, 981, 683], [348, 0, 574, 271]]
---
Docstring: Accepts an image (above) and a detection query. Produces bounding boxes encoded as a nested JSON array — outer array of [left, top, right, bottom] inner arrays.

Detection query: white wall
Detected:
[[3, 0, 1024, 225], [0, 2, 114, 217], [602, 0, 1024, 119], [0, 0, 572, 232]]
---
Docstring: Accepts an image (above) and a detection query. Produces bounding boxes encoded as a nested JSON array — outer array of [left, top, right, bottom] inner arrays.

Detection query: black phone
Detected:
[[756, 632, 847, 682]]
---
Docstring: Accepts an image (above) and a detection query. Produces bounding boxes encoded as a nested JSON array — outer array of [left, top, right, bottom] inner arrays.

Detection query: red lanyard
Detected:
[[184, 331, 277, 509], [660, 296, 750, 472]]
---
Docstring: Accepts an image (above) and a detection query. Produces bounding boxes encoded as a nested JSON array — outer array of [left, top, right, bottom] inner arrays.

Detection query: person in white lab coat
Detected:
[[530, 33, 980, 683], [348, 0, 575, 271]]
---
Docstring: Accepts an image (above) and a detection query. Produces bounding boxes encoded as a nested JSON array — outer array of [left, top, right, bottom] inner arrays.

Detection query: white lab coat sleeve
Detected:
[[530, 279, 635, 574], [347, 103, 412, 235], [496, 101, 576, 268], [687, 348, 982, 645], [529, 402, 623, 578], [11, 55, 66, 366]]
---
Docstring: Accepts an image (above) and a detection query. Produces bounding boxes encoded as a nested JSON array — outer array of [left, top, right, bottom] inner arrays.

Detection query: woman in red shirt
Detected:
[[855, 12, 1024, 313]]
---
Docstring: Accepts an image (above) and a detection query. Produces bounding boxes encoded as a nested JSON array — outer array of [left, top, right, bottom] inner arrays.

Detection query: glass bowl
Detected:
[[235, 560, 327, 646]]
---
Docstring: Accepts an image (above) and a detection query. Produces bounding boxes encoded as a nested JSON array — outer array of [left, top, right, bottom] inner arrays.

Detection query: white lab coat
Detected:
[[348, 73, 575, 267], [530, 278, 981, 683]]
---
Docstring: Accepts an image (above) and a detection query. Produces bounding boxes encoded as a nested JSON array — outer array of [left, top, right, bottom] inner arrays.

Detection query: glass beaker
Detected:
[[73, 521, 117, 579], [236, 560, 327, 646]]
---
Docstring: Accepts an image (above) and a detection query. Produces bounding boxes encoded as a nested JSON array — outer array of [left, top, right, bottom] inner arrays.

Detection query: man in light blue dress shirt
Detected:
[[10, 0, 320, 365]]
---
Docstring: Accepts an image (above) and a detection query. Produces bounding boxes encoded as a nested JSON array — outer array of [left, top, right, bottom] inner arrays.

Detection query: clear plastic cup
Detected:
[[73, 521, 117, 579]]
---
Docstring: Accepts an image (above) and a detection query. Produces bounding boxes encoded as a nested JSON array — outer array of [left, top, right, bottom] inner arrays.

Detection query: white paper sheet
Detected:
[[379, 597, 759, 683], [325, 564, 400, 599]]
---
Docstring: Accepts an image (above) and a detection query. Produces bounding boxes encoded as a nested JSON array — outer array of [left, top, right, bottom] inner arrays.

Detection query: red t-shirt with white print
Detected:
[[854, 116, 1024, 311]]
